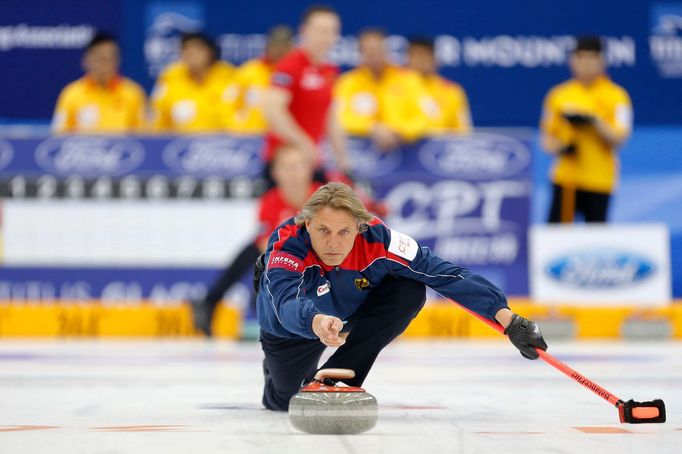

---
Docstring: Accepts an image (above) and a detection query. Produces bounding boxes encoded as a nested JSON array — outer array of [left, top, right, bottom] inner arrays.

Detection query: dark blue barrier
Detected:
[[1, 0, 681, 126]]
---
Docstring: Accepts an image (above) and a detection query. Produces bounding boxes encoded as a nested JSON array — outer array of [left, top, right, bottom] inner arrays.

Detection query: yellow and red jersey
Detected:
[[221, 57, 276, 134], [150, 60, 234, 133], [334, 65, 430, 142], [541, 75, 632, 193], [418, 74, 472, 134], [52, 76, 146, 134]]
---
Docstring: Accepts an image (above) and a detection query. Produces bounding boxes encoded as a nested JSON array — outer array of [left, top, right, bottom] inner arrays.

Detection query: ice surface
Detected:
[[0, 339, 680, 453]]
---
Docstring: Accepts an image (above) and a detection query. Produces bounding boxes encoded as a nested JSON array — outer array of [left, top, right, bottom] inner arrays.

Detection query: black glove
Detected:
[[562, 112, 595, 126], [253, 254, 265, 293], [504, 314, 548, 360], [559, 143, 577, 156]]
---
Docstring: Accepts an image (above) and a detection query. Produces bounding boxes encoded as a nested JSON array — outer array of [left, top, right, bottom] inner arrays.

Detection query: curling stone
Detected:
[[289, 368, 378, 434]]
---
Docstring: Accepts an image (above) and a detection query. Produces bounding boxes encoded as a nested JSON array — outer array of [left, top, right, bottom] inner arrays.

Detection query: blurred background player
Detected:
[[222, 25, 294, 134], [406, 36, 472, 134], [540, 36, 632, 223], [262, 5, 349, 186], [52, 32, 146, 134], [151, 32, 233, 132], [191, 145, 320, 337], [334, 28, 429, 151]]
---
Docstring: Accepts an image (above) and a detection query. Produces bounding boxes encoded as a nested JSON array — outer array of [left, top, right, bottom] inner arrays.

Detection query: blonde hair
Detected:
[[295, 182, 374, 232]]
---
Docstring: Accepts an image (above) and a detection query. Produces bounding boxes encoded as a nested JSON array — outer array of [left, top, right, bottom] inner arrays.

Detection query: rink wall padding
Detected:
[[403, 300, 682, 339], [0, 299, 681, 339], [0, 301, 240, 338]]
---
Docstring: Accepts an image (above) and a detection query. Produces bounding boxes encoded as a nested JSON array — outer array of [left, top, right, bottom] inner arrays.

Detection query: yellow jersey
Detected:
[[151, 60, 234, 133], [334, 65, 430, 141], [541, 75, 632, 193], [52, 76, 146, 134], [221, 57, 275, 134], [418, 74, 472, 134]]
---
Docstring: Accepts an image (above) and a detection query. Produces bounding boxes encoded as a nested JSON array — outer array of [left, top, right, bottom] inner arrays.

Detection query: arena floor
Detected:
[[0, 339, 679, 453]]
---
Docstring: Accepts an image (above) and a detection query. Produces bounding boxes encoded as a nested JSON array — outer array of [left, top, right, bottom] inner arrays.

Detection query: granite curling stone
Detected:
[[289, 368, 378, 434]]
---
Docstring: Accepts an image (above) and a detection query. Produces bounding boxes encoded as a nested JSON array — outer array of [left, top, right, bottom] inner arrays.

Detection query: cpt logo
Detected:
[[418, 133, 530, 178], [35, 136, 145, 176], [317, 282, 331, 296], [546, 250, 656, 289], [388, 229, 419, 261], [163, 136, 262, 177]]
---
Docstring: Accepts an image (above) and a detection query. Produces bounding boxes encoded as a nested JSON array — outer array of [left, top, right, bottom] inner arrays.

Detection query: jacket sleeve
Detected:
[[382, 226, 509, 321], [261, 236, 320, 338], [51, 85, 76, 134]]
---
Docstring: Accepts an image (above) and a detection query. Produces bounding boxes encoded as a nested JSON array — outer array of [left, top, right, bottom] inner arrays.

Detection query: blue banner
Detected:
[[344, 134, 531, 295], [0, 133, 531, 297], [1, 0, 682, 125]]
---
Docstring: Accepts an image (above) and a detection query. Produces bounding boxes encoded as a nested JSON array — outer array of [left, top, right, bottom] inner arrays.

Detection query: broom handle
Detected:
[[450, 300, 623, 407]]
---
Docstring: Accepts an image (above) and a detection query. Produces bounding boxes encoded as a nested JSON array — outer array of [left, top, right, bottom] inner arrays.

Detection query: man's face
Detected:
[[181, 39, 214, 73], [306, 207, 359, 267], [300, 12, 340, 58], [84, 42, 119, 82], [570, 51, 605, 82], [271, 147, 314, 193], [359, 33, 386, 72], [407, 45, 436, 75], [266, 40, 293, 62]]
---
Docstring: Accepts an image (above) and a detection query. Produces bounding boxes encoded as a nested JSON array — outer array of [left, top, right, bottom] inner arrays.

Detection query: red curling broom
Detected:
[[451, 300, 666, 424]]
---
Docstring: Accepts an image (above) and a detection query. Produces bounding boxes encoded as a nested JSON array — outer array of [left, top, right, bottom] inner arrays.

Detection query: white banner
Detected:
[[1, 200, 257, 266], [530, 224, 671, 306]]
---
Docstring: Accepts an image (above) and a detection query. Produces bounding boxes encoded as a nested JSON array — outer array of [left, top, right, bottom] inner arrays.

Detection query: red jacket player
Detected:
[[262, 5, 349, 186]]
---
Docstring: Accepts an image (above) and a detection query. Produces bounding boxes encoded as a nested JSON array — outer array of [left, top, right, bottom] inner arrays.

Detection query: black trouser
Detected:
[[548, 183, 611, 223], [203, 242, 261, 313], [260, 276, 426, 411]]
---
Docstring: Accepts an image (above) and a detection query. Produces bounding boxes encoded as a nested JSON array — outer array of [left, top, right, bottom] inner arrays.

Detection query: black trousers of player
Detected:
[[203, 242, 261, 313], [548, 183, 611, 223], [260, 276, 426, 411]]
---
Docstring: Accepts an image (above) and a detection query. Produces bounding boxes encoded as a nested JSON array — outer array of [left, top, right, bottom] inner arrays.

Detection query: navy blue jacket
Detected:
[[257, 217, 509, 339]]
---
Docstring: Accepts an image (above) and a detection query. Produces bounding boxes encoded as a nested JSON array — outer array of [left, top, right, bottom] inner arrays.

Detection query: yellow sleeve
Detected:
[[221, 64, 250, 132], [150, 81, 172, 131], [540, 88, 573, 145], [609, 87, 633, 136], [446, 84, 472, 133], [334, 72, 374, 137], [52, 85, 77, 134], [129, 83, 147, 131], [221, 83, 242, 130], [380, 72, 429, 142]]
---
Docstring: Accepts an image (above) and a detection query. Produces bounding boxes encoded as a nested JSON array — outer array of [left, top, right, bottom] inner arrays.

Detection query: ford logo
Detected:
[[546, 250, 655, 289], [346, 138, 403, 178], [35, 136, 144, 176], [163, 135, 262, 177], [320, 137, 403, 178], [418, 133, 530, 178], [0, 139, 13, 170]]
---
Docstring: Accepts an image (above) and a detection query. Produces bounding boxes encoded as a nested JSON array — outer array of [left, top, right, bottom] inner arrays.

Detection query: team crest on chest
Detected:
[[354, 277, 370, 290]]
